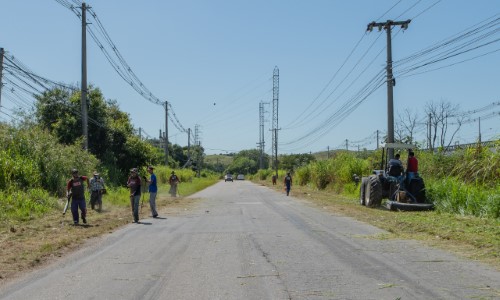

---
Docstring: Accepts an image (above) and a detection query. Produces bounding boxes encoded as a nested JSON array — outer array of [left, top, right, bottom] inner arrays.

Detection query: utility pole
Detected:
[[345, 139, 348, 151], [478, 116, 482, 143], [194, 125, 201, 177], [367, 19, 410, 159], [187, 128, 191, 165], [0, 48, 4, 111], [164, 101, 169, 166], [376, 130, 379, 149], [327, 146, 330, 159], [138, 127, 142, 140], [271, 66, 280, 176], [81, 2, 89, 150]]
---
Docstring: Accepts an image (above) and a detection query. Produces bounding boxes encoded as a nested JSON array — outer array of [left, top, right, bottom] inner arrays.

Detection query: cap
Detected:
[[71, 169, 78, 174], [130, 168, 138, 173], [93, 171, 99, 176]]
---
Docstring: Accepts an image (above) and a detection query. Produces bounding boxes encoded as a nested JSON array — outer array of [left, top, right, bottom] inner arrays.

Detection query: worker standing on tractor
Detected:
[[66, 169, 89, 225], [406, 151, 419, 183]]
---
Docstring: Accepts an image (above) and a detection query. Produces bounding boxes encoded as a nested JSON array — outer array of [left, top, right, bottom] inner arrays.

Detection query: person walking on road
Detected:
[[284, 172, 292, 196], [127, 168, 142, 223], [146, 166, 158, 218], [168, 171, 180, 197], [66, 169, 89, 225], [89, 171, 105, 212]]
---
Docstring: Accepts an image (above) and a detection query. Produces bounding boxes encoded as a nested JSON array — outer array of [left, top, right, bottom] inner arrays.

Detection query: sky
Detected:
[[1, 0, 499, 155]]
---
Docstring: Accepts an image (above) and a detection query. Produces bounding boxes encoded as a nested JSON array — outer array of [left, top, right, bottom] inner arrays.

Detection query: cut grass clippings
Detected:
[[258, 180, 500, 270], [0, 179, 216, 286]]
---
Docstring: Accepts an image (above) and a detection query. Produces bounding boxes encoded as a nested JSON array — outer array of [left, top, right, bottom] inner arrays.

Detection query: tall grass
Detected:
[[295, 152, 369, 191], [0, 188, 58, 222], [427, 177, 500, 219], [282, 144, 500, 219]]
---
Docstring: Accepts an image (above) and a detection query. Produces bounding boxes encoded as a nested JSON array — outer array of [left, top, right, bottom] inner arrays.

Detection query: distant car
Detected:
[[224, 174, 233, 182], [236, 174, 245, 180]]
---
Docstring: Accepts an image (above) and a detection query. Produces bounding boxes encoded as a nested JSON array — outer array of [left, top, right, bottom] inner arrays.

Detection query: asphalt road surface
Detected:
[[1, 180, 499, 300]]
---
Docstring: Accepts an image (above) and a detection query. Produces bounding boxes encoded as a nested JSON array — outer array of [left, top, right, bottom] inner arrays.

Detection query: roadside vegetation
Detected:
[[0, 86, 217, 284], [248, 142, 499, 269]]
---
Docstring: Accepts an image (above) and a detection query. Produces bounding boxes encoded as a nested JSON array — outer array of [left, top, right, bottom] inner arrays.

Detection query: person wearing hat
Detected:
[[66, 169, 90, 225], [127, 168, 142, 223], [145, 166, 158, 218], [168, 171, 180, 197], [89, 171, 105, 211]]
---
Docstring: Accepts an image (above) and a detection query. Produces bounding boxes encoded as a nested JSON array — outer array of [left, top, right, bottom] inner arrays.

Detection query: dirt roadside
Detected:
[[0, 193, 198, 287]]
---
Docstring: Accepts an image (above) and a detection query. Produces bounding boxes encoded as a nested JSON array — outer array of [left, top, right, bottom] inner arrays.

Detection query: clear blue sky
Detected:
[[1, 0, 499, 155]]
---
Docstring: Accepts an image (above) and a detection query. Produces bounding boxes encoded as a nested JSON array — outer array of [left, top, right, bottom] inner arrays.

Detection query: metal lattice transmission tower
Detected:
[[271, 66, 279, 176], [194, 124, 202, 177], [258, 101, 266, 169], [194, 124, 201, 146]]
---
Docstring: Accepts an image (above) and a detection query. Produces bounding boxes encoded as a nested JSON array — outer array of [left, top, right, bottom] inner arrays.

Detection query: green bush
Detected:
[[256, 169, 272, 180], [0, 126, 99, 196], [295, 165, 311, 186]]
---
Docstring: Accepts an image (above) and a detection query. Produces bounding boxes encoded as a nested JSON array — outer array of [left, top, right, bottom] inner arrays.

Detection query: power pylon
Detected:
[[258, 101, 269, 169], [271, 66, 279, 176]]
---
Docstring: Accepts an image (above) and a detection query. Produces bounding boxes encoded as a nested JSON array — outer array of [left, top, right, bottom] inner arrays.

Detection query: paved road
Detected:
[[1, 180, 499, 299]]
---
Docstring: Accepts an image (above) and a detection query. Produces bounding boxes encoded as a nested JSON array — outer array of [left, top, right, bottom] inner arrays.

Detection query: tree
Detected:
[[425, 99, 465, 151], [280, 153, 316, 172], [395, 108, 419, 144], [226, 157, 257, 175], [225, 149, 266, 174], [34, 87, 163, 184]]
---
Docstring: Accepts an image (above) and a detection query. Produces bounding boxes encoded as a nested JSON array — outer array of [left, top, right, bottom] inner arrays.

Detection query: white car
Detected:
[[236, 174, 245, 180], [224, 174, 233, 182]]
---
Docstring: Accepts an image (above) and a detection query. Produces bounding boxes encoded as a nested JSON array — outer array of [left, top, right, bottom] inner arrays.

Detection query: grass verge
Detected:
[[0, 177, 218, 285], [258, 180, 500, 270]]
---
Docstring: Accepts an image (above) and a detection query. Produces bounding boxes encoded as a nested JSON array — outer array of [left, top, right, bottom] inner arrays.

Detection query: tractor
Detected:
[[359, 143, 433, 211]]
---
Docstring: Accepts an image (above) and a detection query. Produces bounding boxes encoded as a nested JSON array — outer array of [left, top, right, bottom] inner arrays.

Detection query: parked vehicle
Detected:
[[236, 174, 245, 180]]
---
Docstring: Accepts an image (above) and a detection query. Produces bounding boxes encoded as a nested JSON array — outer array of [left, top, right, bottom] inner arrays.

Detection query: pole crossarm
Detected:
[[367, 20, 411, 32]]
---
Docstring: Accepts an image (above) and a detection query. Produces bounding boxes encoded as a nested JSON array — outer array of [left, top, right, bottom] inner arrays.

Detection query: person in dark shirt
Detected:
[[127, 168, 142, 223], [66, 169, 90, 225], [284, 173, 292, 196], [146, 166, 158, 218]]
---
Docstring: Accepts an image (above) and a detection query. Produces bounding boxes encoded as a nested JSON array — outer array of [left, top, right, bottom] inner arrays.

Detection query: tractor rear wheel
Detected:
[[365, 175, 382, 208]]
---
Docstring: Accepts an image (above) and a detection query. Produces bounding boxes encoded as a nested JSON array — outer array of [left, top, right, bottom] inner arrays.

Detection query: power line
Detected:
[[53, 1, 190, 135]]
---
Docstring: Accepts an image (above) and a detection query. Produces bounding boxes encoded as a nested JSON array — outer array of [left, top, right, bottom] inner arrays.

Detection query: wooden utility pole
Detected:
[[0, 48, 4, 111], [367, 19, 411, 159], [81, 2, 89, 150]]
